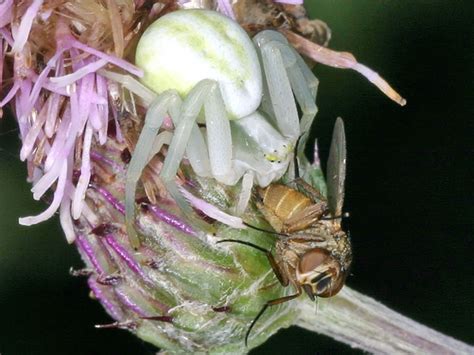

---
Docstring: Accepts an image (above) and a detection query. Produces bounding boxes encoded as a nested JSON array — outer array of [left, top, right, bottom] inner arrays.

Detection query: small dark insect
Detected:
[[219, 118, 352, 345]]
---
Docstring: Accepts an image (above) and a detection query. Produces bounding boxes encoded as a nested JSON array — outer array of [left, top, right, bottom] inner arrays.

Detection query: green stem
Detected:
[[297, 287, 473, 354]]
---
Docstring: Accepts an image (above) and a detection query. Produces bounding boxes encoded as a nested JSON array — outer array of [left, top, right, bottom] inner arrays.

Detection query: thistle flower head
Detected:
[[2, 1, 470, 354], [0, 1, 312, 351]]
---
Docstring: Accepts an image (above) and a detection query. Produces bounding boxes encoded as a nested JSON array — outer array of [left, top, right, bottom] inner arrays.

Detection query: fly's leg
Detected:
[[216, 239, 288, 287], [216, 239, 300, 346], [245, 289, 301, 346], [125, 91, 181, 249], [294, 177, 327, 205]]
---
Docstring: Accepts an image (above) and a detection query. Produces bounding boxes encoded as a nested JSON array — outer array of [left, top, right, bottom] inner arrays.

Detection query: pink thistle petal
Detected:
[[273, 0, 304, 4], [179, 187, 246, 229], [45, 57, 65, 137], [32, 159, 62, 200], [28, 51, 64, 109], [60, 200, 76, 243], [72, 40, 143, 77], [50, 59, 107, 87], [15, 79, 33, 140], [19, 163, 68, 226], [37, 87, 83, 200], [60, 157, 76, 243], [0, 0, 13, 28], [77, 73, 95, 129], [72, 124, 94, 219], [0, 37, 4, 97], [217, 0, 236, 20], [11, 0, 44, 54], [0, 81, 20, 107], [89, 103, 103, 131], [39, 81, 68, 96], [0, 28, 14, 46], [95, 75, 109, 144], [44, 104, 70, 170], [20, 97, 49, 161]]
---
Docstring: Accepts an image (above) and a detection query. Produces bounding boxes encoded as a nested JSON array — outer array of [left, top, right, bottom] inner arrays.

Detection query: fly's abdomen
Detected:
[[260, 184, 313, 223]]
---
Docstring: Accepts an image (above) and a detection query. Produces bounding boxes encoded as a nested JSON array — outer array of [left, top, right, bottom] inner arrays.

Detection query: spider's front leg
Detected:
[[160, 80, 232, 187], [125, 91, 181, 248], [126, 79, 233, 248], [163, 79, 238, 233], [159, 79, 233, 222], [254, 30, 319, 176]]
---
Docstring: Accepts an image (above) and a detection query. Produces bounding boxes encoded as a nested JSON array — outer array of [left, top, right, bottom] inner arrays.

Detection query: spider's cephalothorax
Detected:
[[218, 118, 351, 345], [126, 9, 319, 247]]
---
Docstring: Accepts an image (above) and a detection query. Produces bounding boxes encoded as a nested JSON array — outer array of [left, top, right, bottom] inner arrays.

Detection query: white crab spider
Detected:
[[125, 9, 318, 247]]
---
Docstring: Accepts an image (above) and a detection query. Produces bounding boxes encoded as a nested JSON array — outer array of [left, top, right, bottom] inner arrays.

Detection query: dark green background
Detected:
[[1, 1, 472, 354]]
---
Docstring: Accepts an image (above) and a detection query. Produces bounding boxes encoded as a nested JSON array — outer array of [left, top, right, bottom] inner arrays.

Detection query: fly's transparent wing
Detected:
[[326, 117, 346, 216]]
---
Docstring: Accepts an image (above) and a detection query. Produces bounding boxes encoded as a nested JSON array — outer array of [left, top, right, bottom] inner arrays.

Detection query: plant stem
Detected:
[[297, 287, 473, 354]]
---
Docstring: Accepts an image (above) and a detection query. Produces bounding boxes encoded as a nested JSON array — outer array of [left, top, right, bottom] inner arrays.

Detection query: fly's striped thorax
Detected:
[[260, 184, 313, 222]]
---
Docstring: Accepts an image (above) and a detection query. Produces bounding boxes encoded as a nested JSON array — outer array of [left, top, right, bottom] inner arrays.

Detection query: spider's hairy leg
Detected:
[[159, 79, 232, 230], [203, 81, 233, 184], [125, 90, 181, 249], [167, 96, 211, 178], [235, 171, 254, 215], [255, 31, 319, 175], [286, 47, 319, 166], [253, 32, 300, 141], [159, 80, 232, 184]]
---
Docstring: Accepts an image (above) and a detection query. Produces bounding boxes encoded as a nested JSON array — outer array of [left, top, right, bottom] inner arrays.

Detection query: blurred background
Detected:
[[0, 1, 472, 354]]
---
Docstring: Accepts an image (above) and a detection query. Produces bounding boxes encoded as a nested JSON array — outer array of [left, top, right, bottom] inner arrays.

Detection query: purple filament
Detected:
[[147, 204, 197, 237], [88, 278, 124, 321], [103, 234, 148, 281], [90, 150, 124, 172], [76, 234, 106, 274], [93, 185, 126, 215], [114, 287, 149, 317]]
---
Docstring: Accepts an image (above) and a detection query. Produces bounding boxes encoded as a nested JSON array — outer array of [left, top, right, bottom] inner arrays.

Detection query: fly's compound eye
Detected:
[[298, 248, 345, 299]]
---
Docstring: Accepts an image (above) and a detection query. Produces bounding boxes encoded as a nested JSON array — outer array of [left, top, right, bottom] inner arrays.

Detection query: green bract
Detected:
[[80, 157, 327, 353]]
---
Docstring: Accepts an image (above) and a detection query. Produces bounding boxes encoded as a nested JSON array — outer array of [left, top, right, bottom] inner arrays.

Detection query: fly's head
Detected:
[[296, 248, 346, 300]]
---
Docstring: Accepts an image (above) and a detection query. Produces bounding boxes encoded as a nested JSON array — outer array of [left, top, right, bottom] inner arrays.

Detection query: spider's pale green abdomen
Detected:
[[135, 9, 262, 119]]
